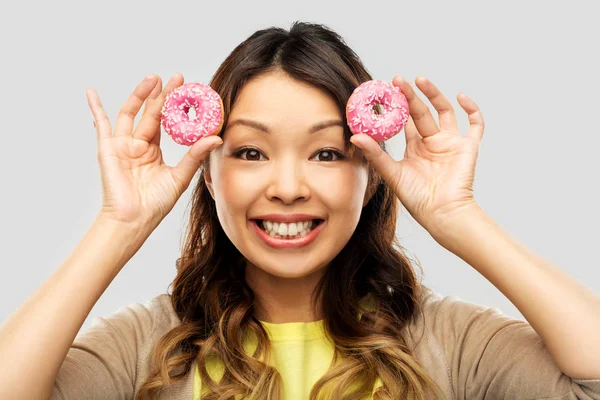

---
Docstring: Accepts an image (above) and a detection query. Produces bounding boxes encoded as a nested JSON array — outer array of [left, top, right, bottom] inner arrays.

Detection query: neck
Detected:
[[245, 261, 325, 323]]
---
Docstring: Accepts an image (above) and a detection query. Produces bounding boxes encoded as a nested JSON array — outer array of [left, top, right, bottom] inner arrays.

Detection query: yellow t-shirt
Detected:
[[193, 319, 383, 399]]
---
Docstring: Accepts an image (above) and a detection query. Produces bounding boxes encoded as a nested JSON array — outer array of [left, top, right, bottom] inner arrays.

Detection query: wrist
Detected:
[[427, 202, 486, 246], [93, 213, 154, 247]]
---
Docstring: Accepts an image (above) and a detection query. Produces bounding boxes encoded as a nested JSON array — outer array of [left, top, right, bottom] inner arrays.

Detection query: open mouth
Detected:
[[252, 219, 325, 240]]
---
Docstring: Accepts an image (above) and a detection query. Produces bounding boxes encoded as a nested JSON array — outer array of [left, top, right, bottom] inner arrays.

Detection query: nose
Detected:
[[264, 158, 311, 204]]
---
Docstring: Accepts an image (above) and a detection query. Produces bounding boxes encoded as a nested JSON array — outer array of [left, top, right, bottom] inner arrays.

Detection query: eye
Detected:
[[232, 146, 265, 161], [231, 146, 345, 162], [313, 148, 345, 162]]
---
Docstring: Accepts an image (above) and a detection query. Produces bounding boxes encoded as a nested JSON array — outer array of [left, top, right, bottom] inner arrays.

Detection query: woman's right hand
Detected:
[[85, 73, 223, 228]]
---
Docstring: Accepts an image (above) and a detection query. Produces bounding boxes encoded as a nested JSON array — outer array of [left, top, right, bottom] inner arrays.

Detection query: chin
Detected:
[[266, 267, 321, 279], [248, 255, 328, 279]]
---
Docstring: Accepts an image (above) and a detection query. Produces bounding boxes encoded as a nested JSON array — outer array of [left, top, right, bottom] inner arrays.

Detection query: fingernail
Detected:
[[145, 74, 155, 80]]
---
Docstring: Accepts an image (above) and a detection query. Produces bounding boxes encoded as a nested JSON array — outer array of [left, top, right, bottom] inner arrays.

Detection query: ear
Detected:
[[203, 163, 215, 200]]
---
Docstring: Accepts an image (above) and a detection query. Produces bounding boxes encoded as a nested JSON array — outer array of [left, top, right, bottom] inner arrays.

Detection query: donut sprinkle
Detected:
[[346, 80, 409, 142]]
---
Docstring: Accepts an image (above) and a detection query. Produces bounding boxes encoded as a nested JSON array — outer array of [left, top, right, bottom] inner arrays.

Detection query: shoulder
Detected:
[[412, 284, 521, 338], [82, 293, 183, 352], [101, 293, 179, 326], [403, 289, 600, 399], [406, 284, 517, 347], [404, 285, 537, 397], [105, 293, 186, 391], [147, 293, 182, 334], [53, 293, 186, 398]]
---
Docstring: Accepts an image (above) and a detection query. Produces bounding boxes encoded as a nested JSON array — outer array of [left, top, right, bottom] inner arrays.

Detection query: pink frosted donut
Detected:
[[160, 82, 224, 146], [346, 80, 410, 142]]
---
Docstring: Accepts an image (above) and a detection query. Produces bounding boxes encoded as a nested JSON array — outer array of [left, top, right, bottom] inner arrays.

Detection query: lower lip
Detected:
[[250, 220, 325, 248]]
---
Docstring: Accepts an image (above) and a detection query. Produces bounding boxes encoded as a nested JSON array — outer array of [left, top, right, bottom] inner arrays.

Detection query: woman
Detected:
[[1, 22, 599, 400]]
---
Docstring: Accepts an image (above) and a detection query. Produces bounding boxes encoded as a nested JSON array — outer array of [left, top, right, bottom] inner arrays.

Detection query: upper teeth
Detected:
[[262, 220, 315, 236]]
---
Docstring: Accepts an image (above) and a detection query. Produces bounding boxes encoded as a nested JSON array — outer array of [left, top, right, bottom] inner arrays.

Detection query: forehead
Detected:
[[230, 72, 341, 121]]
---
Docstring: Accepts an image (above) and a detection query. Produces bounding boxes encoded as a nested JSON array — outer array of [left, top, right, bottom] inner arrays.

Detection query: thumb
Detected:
[[350, 134, 401, 187], [172, 135, 223, 189]]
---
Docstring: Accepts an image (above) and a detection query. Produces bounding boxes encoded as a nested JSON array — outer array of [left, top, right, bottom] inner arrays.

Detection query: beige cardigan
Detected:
[[51, 286, 600, 399]]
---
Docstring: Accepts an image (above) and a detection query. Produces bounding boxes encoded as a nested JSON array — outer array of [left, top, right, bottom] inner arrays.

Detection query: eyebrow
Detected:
[[227, 118, 345, 134]]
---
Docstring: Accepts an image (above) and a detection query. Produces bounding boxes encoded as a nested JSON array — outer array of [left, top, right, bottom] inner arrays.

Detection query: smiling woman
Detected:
[[132, 23, 449, 399], [3, 19, 593, 400]]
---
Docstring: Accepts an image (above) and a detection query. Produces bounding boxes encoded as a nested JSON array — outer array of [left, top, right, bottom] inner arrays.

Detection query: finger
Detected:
[[413, 77, 459, 133], [86, 88, 112, 140], [113, 74, 158, 137], [133, 73, 185, 143], [170, 135, 223, 191], [142, 76, 163, 147], [392, 75, 439, 138], [404, 115, 421, 143], [349, 133, 400, 188], [457, 93, 485, 141]]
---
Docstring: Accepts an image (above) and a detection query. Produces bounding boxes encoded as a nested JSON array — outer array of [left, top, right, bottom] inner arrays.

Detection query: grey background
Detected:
[[1, 0, 598, 334]]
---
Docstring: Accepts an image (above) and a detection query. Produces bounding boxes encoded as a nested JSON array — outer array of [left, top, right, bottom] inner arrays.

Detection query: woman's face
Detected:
[[206, 71, 370, 279]]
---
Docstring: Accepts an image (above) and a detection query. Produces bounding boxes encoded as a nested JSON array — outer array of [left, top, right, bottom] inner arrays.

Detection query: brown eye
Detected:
[[245, 149, 261, 161], [233, 147, 344, 162], [234, 147, 264, 161], [314, 149, 343, 162]]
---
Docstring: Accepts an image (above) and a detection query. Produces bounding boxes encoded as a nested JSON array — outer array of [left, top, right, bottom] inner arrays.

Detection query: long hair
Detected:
[[136, 21, 445, 400]]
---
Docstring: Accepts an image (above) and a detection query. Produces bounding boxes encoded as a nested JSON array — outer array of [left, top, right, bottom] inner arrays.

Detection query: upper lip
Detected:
[[251, 214, 324, 223]]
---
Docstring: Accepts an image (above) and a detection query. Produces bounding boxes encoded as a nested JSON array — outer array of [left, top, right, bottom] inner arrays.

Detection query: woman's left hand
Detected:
[[349, 76, 485, 233]]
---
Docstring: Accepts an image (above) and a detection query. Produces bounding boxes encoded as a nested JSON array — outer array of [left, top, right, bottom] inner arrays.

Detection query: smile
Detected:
[[250, 219, 325, 248]]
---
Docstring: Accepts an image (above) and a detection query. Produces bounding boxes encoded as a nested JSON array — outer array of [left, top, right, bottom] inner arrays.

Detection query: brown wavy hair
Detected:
[[136, 21, 446, 400]]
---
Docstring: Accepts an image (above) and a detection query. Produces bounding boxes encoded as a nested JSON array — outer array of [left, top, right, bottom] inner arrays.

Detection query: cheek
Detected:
[[311, 165, 369, 214], [222, 177, 253, 204], [211, 158, 261, 223]]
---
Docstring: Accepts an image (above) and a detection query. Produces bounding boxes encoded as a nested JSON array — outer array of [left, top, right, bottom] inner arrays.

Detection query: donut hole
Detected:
[[372, 103, 385, 115], [185, 106, 197, 121]]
